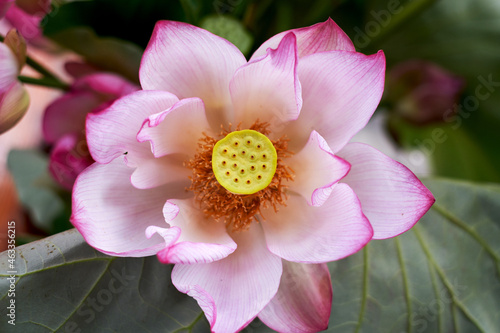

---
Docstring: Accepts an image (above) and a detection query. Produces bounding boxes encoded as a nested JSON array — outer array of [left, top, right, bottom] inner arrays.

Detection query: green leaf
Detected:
[[200, 15, 253, 56], [7, 150, 64, 233], [328, 178, 500, 332], [0, 229, 209, 332], [48, 27, 143, 83]]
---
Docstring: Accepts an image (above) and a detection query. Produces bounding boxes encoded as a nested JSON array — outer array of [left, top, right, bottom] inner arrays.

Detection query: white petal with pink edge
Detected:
[[172, 223, 282, 333], [139, 20, 246, 128], [130, 153, 191, 190], [287, 130, 350, 206], [251, 18, 355, 60], [337, 142, 435, 239], [86, 90, 179, 166], [230, 32, 302, 128], [145, 199, 236, 264], [288, 50, 385, 152], [261, 183, 373, 263], [258, 261, 332, 333], [137, 97, 210, 158], [71, 158, 182, 257]]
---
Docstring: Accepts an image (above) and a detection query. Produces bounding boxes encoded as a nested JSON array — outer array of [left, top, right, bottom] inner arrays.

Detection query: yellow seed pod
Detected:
[[212, 130, 277, 194]]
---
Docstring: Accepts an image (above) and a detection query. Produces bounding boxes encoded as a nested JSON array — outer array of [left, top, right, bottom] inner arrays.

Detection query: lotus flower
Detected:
[[43, 72, 138, 189], [71, 19, 435, 333]]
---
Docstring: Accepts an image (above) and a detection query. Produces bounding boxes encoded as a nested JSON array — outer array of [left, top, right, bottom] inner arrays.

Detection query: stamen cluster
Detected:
[[187, 121, 294, 231]]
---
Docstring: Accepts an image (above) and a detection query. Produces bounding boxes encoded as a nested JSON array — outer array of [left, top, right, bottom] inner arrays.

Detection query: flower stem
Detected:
[[18, 75, 70, 90], [362, 0, 438, 51], [1, 34, 68, 88]]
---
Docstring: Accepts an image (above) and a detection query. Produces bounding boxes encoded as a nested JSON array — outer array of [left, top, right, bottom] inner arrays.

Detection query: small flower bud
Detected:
[[386, 60, 464, 125], [0, 82, 30, 134], [4, 28, 27, 70]]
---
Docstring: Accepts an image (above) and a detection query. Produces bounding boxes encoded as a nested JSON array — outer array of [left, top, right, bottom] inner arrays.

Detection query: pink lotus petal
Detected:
[[261, 183, 373, 263], [288, 50, 385, 152], [130, 153, 191, 190], [0, 0, 14, 19], [258, 261, 332, 333], [338, 142, 435, 239], [86, 90, 179, 166], [43, 91, 102, 144], [71, 157, 182, 257], [172, 223, 282, 333], [5, 4, 42, 42], [287, 130, 350, 206], [73, 72, 139, 97], [147, 200, 237, 264], [48, 133, 93, 190], [230, 32, 302, 127], [14, 0, 51, 16], [0, 42, 18, 93], [251, 18, 354, 60], [137, 97, 210, 158], [140, 20, 246, 128]]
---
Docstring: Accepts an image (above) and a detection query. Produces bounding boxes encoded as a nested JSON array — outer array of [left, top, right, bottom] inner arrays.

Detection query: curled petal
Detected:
[[147, 199, 236, 264], [287, 130, 350, 206], [86, 90, 179, 166], [71, 158, 183, 257], [137, 97, 210, 158], [230, 32, 302, 127], [261, 184, 373, 263], [140, 20, 246, 128], [338, 142, 435, 239], [258, 261, 332, 333], [289, 50, 385, 152], [251, 17, 355, 60], [172, 224, 282, 333]]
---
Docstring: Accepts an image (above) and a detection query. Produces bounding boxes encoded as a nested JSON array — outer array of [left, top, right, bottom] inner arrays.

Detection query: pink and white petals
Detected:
[[338, 143, 435, 239], [292, 50, 385, 152], [71, 158, 174, 257], [137, 98, 210, 158], [172, 224, 282, 333], [230, 32, 302, 127], [261, 184, 373, 263], [130, 153, 191, 190], [86, 90, 178, 166], [148, 199, 237, 264], [251, 18, 355, 60], [287, 130, 350, 206], [258, 261, 332, 333], [0, 42, 19, 92], [140, 20, 247, 127]]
